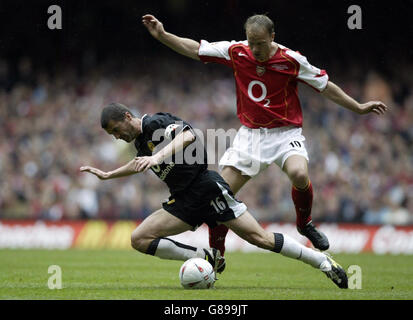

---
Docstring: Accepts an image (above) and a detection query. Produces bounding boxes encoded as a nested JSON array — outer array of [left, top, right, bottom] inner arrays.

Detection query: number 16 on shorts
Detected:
[[210, 197, 227, 214]]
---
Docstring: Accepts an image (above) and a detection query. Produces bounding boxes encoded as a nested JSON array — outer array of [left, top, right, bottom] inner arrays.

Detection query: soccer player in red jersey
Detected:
[[142, 14, 388, 258]]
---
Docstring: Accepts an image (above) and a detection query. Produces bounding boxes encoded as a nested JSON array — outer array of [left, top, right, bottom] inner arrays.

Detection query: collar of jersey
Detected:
[[140, 114, 148, 134]]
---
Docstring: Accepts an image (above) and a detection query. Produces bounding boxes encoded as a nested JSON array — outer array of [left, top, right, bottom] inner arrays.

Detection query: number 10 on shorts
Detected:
[[210, 197, 227, 213], [289, 141, 302, 148]]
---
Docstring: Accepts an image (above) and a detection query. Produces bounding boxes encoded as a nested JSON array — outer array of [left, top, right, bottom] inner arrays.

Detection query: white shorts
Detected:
[[219, 125, 309, 177]]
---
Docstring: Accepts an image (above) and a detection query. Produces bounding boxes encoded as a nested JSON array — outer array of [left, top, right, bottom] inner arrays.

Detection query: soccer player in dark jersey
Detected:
[[80, 103, 348, 288], [142, 13, 388, 255]]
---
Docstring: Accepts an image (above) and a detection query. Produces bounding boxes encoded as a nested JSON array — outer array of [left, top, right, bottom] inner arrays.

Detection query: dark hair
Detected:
[[101, 102, 134, 129], [244, 14, 275, 35]]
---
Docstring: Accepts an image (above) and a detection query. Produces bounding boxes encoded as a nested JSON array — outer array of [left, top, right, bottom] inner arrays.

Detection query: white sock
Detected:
[[146, 237, 204, 261], [273, 233, 326, 268]]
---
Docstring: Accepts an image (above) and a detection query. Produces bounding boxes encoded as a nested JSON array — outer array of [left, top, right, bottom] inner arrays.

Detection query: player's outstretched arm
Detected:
[[80, 159, 139, 180], [321, 81, 389, 115], [142, 14, 200, 61], [134, 129, 196, 172]]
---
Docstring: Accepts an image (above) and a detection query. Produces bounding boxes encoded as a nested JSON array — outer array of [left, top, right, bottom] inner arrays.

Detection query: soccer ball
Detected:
[[179, 258, 216, 289]]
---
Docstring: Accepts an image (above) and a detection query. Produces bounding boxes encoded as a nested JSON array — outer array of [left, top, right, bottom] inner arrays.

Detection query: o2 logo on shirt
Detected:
[[247, 80, 270, 107]]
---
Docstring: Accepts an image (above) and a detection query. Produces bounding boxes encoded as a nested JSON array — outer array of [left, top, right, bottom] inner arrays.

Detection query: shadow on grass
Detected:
[[64, 284, 307, 291]]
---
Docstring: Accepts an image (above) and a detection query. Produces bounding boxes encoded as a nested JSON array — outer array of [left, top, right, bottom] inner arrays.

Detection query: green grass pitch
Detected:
[[1, 249, 412, 300]]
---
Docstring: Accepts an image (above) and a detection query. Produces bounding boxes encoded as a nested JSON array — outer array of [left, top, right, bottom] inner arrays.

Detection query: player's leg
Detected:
[[283, 154, 312, 227], [282, 154, 329, 250], [208, 165, 251, 257], [131, 208, 218, 264], [224, 210, 323, 263], [223, 210, 348, 289], [207, 169, 346, 288], [221, 166, 251, 195], [210, 125, 263, 257]]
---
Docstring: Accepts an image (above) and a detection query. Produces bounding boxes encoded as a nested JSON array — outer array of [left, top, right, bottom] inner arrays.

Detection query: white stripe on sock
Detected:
[[153, 238, 204, 261]]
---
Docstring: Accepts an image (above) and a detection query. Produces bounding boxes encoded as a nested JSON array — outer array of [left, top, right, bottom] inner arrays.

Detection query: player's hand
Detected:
[[358, 101, 389, 115], [79, 166, 109, 180], [133, 155, 161, 172], [142, 14, 165, 39]]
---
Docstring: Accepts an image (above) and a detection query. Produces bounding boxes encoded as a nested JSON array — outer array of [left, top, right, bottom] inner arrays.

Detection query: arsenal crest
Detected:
[[256, 65, 266, 76]]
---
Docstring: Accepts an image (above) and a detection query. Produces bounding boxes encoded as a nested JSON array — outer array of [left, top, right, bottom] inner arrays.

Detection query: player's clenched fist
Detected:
[[142, 14, 165, 39]]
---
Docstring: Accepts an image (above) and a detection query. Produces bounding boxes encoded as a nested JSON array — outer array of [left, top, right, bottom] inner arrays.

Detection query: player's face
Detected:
[[246, 26, 274, 62], [105, 116, 136, 143]]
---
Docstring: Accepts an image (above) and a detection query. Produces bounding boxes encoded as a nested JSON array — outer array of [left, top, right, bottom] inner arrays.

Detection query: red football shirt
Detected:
[[198, 40, 329, 128]]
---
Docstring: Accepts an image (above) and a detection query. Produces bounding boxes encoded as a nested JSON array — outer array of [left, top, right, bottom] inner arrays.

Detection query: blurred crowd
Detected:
[[1, 55, 412, 225]]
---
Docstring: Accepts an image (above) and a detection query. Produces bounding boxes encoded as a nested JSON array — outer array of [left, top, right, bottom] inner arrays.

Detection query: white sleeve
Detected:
[[285, 50, 329, 92], [198, 40, 233, 60], [198, 40, 247, 66]]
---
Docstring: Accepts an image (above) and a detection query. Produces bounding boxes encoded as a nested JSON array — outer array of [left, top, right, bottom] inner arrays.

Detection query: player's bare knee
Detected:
[[130, 232, 141, 251], [130, 231, 152, 253], [289, 168, 308, 187]]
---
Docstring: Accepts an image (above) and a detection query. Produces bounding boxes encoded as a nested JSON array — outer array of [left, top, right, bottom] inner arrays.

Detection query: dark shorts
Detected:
[[162, 170, 247, 230]]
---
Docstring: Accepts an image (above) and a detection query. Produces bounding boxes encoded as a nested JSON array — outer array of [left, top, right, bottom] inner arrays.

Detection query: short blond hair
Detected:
[[244, 14, 274, 35]]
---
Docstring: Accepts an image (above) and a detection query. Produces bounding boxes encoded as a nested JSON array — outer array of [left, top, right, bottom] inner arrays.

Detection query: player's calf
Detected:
[[223, 211, 279, 251], [242, 230, 274, 250], [291, 181, 313, 229], [133, 234, 221, 268]]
